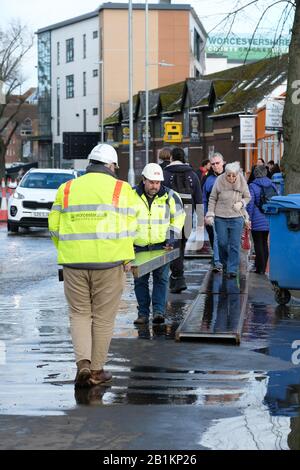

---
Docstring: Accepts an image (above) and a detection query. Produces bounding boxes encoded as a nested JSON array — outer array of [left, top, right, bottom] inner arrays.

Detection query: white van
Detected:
[[7, 168, 78, 232]]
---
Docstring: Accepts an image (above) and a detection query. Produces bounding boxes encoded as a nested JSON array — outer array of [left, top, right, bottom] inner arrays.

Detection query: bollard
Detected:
[[0, 178, 8, 222]]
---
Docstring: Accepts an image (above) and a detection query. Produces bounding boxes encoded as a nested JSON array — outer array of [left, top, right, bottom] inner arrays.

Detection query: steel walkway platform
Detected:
[[176, 269, 248, 344], [131, 248, 180, 278]]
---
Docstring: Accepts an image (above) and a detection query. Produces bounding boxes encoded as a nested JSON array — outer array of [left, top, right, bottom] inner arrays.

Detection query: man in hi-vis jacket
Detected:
[[49, 144, 137, 388]]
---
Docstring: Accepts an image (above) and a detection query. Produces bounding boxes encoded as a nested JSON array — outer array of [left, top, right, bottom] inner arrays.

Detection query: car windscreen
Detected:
[[20, 173, 75, 189]]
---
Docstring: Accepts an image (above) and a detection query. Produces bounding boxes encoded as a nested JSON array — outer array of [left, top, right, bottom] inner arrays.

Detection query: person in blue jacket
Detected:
[[247, 165, 278, 274]]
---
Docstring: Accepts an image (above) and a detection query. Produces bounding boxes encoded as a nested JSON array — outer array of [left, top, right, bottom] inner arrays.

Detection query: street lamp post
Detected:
[[95, 60, 104, 143], [144, 1, 174, 165], [99, 60, 104, 143], [128, 0, 135, 186], [145, 0, 149, 166]]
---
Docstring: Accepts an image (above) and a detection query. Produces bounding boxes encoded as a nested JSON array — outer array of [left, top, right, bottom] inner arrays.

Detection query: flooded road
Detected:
[[1, 223, 300, 450]]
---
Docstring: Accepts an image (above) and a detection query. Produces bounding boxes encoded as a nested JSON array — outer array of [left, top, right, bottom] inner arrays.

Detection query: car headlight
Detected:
[[13, 191, 25, 200]]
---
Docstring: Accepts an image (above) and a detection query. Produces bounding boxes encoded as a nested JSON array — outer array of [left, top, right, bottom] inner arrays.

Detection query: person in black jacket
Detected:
[[158, 147, 172, 170], [163, 146, 202, 293]]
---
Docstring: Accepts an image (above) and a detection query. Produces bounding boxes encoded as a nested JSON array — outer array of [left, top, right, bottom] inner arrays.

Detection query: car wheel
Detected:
[[7, 222, 19, 233]]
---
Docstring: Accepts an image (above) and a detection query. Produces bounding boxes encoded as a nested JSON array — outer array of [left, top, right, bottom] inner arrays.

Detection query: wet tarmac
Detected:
[[1, 224, 300, 450]]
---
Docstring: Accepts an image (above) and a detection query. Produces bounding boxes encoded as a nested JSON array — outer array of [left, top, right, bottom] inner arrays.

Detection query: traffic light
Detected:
[[163, 122, 182, 143]]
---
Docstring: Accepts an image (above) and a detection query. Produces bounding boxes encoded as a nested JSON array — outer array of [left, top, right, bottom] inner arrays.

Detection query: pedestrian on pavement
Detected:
[[203, 152, 225, 272], [196, 159, 211, 188], [133, 163, 185, 324], [163, 146, 202, 293], [248, 158, 271, 184], [246, 165, 277, 274], [205, 161, 251, 278], [269, 163, 281, 177], [158, 146, 172, 170], [48, 144, 137, 388]]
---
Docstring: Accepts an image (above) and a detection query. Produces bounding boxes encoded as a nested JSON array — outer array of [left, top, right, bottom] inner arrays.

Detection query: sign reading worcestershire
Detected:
[[206, 34, 290, 62]]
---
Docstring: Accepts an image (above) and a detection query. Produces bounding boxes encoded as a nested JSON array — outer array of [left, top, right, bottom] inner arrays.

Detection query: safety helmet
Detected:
[[142, 163, 164, 181], [88, 144, 119, 167]]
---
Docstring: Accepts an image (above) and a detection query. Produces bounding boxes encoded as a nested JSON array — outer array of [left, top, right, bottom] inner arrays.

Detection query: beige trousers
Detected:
[[63, 265, 125, 370]]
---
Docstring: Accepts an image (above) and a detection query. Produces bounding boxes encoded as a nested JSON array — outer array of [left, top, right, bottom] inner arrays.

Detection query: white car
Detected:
[[7, 168, 78, 232]]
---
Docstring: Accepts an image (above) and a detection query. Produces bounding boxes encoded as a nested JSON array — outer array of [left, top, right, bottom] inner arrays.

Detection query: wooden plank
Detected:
[[131, 248, 180, 278]]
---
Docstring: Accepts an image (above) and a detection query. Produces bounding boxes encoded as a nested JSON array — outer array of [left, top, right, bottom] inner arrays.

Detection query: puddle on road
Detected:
[[1, 228, 300, 448]]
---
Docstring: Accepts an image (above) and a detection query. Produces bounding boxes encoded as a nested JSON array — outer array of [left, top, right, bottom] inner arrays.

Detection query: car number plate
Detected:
[[33, 212, 49, 218]]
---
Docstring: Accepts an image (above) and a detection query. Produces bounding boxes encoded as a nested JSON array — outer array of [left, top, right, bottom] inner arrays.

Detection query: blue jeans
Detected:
[[214, 216, 243, 274], [206, 224, 221, 266], [212, 225, 221, 266], [134, 263, 170, 318]]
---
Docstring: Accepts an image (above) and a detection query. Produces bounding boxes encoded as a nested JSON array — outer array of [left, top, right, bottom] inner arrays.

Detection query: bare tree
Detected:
[[206, 0, 298, 194], [0, 20, 34, 179], [281, 0, 300, 194]]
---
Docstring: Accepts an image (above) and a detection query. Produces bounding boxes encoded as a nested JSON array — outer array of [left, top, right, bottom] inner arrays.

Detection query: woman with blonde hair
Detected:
[[205, 161, 251, 278]]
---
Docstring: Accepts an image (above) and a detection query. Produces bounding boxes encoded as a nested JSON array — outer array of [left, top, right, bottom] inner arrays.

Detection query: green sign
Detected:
[[206, 34, 290, 62]]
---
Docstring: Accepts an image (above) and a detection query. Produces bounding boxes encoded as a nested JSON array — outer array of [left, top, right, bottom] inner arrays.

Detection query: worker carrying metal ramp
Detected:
[[49, 143, 137, 389], [132, 163, 185, 326]]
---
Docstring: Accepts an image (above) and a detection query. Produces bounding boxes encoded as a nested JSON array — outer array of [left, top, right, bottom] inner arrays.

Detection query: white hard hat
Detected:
[[142, 163, 164, 181], [88, 144, 119, 167]]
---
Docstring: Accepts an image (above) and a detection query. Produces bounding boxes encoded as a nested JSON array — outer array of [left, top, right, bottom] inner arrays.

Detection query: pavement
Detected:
[[1, 252, 300, 451]]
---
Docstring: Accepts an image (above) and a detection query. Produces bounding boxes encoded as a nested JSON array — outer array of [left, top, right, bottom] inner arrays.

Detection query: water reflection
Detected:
[[202, 276, 241, 334], [199, 372, 292, 450], [75, 385, 111, 406]]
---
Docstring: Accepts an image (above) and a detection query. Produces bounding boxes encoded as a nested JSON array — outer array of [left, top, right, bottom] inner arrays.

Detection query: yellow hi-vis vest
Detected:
[[48, 172, 137, 266], [133, 186, 185, 247]]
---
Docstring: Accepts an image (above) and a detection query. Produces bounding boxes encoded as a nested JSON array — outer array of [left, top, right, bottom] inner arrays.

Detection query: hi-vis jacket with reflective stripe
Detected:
[[48, 169, 137, 268], [133, 182, 185, 248]]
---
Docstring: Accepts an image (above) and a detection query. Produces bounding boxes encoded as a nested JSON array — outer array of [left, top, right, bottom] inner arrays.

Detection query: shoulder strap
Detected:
[[112, 180, 124, 207], [63, 180, 73, 209]]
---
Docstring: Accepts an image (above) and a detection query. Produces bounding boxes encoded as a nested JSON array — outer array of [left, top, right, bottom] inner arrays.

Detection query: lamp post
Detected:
[[128, 0, 135, 186], [145, 1, 174, 164], [99, 60, 104, 143], [95, 60, 104, 143]]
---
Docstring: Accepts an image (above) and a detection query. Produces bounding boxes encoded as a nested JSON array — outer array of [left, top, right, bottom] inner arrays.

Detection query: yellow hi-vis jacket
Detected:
[[133, 182, 185, 249], [48, 170, 137, 267]]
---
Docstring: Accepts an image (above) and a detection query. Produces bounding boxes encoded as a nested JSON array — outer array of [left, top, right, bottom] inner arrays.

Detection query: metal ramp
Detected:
[[131, 248, 180, 278], [176, 269, 248, 344]]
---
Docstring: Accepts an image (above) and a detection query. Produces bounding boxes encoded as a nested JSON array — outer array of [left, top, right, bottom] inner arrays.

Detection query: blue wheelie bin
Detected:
[[264, 194, 300, 305], [271, 173, 284, 196]]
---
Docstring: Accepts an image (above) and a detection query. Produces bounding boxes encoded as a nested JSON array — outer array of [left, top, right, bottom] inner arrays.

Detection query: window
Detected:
[[57, 42, 60, 65], [83, 34, 86, 59], [20, 118, 33, 136], [20, 172, 76, 189], [93, 108, 98, 116], [83, 72, 87, 96], [66, 75, 74, 99], [83, 109, 87, 132], [93, 31, 98, 39], [93, 69, 98, 77], [193, 29, 203, 62], [66, 38, 74, 62]]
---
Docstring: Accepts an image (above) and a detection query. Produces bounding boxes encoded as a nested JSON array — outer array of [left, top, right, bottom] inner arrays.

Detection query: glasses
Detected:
[[211, 161, 222, 166]]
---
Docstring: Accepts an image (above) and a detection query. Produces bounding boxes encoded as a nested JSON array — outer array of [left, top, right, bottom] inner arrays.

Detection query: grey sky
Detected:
[[0, 0, 294, 89]]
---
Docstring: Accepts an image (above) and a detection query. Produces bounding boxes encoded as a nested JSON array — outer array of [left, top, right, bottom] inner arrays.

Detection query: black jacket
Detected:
[[163, 163, 202, 210]]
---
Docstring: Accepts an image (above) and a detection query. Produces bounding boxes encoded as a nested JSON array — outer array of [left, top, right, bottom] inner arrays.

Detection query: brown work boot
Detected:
[[75, 359, 91, 388], [89, 369, 113, 386]]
